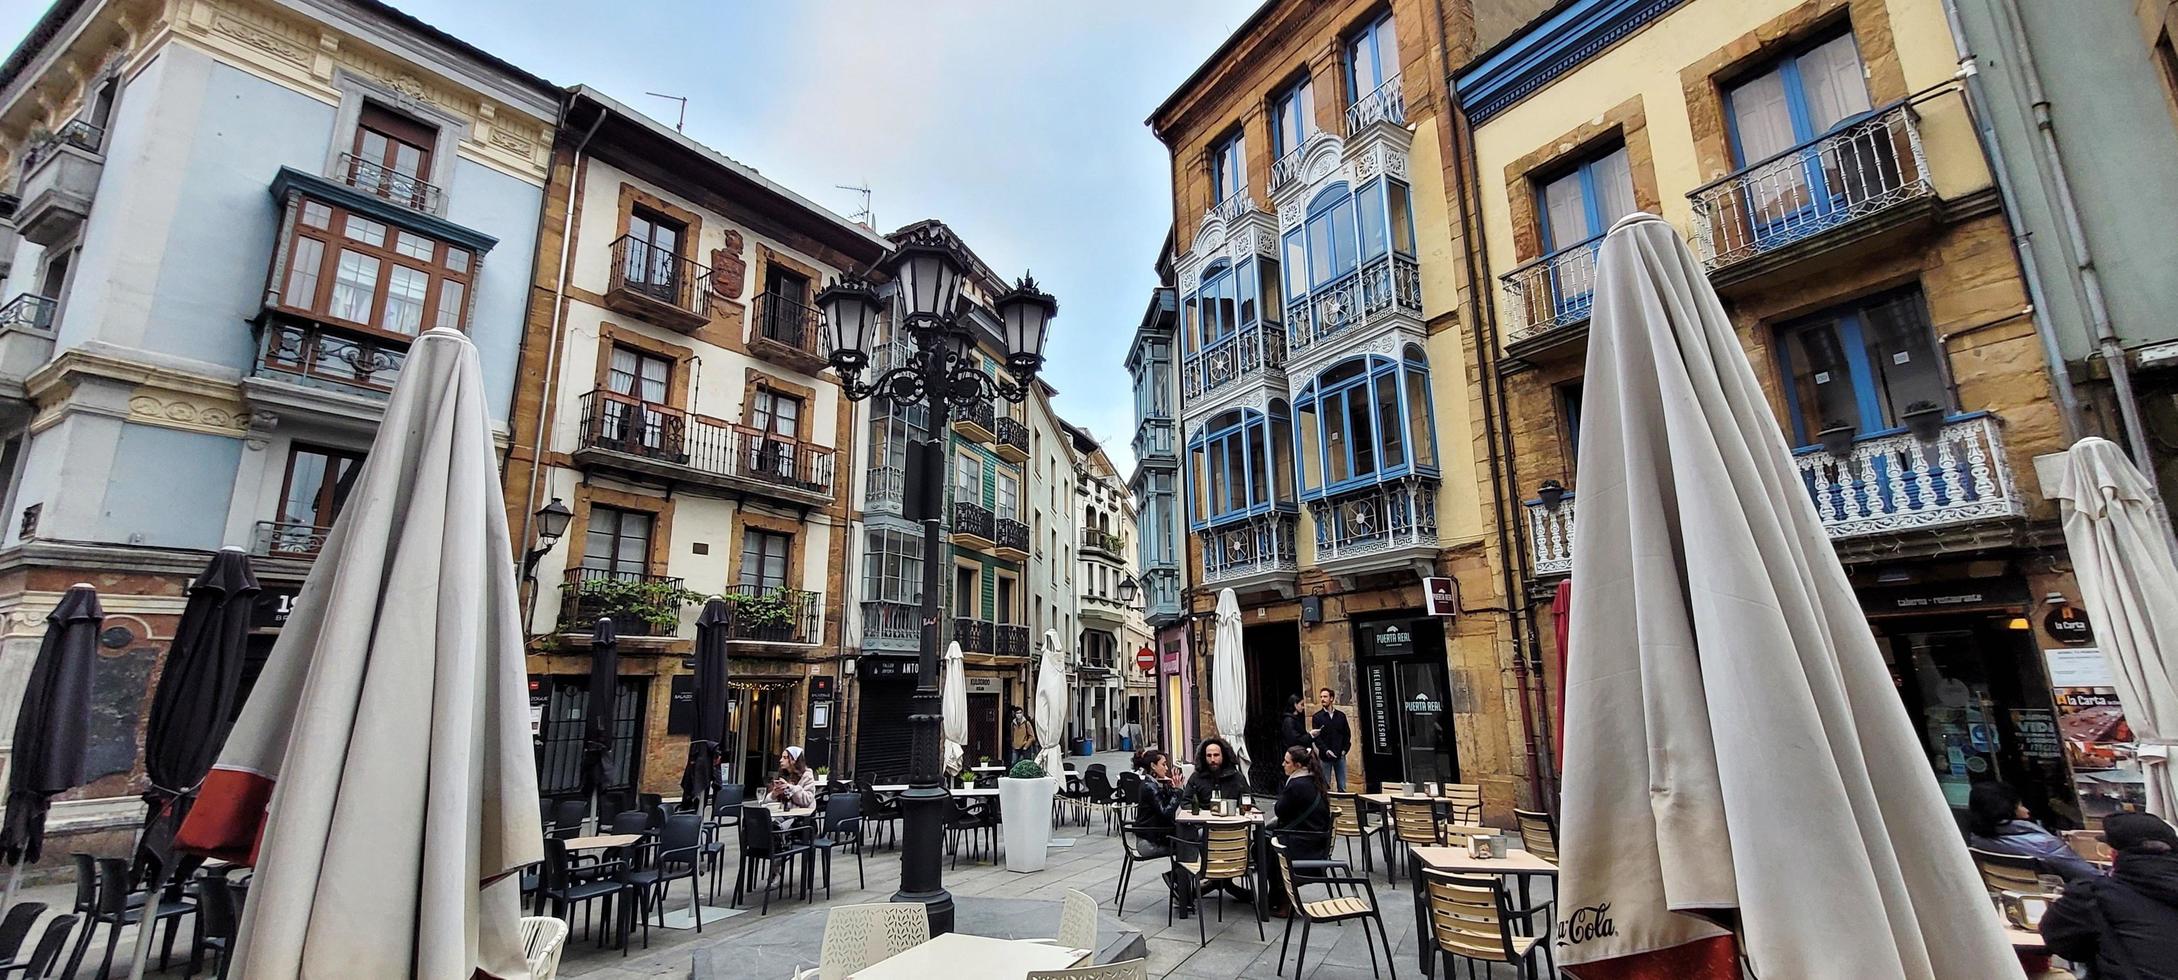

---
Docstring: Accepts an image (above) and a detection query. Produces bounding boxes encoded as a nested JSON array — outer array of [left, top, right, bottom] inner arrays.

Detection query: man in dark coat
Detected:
[[1310, 687, 1352, 792], [2040, 811, 2178, 980]]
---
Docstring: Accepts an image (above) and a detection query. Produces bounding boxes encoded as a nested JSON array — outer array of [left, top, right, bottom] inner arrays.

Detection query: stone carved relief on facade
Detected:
[[125, 391, 249, 437], [211, 13, 311, 68], [713, 230, 747, 300]]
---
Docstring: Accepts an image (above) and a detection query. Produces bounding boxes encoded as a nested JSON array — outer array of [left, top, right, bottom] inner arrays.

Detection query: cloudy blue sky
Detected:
[[2, 0, 1258, 471]]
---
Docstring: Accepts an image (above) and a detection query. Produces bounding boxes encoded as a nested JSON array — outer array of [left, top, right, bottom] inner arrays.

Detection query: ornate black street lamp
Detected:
[[817, 224, 1055, 935]]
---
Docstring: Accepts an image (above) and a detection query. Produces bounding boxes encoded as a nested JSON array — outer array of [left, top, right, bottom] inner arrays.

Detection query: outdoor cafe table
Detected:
[[1407, 845, 1557, 977], [846, 933, 1089, 979], [562, 834, 643, 851], [869, 784, 1001, 797]]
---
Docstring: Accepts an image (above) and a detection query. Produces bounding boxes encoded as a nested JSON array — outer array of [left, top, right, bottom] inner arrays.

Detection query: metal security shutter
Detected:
[[854, 675, 917, 781]]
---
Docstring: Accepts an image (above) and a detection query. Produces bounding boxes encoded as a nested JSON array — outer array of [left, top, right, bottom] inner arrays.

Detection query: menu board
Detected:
[[2045, 648, 2146, 820]]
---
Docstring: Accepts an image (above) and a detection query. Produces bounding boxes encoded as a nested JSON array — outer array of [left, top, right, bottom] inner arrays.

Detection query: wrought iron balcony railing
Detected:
[[754, 290, 824, 359], [1689, 102, 1932, 270], [1287, 253, 1422, 358], [575, 389, 837, 497], [996, 623, 1030, 658], [1345, 75, 1405, 135], [0, 293, 56, 333], [953, 397, 996, 439], [1500, 232, 1604, 345], [1200, 513, 1300, 586], [1269, 145, 1308, 194], [258, 320, 407, 394], [951, 499, 995, 542], [1311, 479, 1439, 564], [334, 152, 443, 215], [994, 415, 1030, 457], [995, 517, 1030, 555], [860, 599, 922, 652], [251, 520, 331, 559], [21, 119, 103, 172], [557, 567, 689, 637], [607, 234, 712, 323], [1181, 322, 1286, 402], [720, 584, 820, 644], [954, 617, 995, 654], [1081, 528, 1124, 556]]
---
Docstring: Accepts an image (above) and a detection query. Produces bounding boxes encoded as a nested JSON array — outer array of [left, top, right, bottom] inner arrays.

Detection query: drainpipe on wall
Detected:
[[1432, 0, 1552, 812], [516, 97, 607, 632]]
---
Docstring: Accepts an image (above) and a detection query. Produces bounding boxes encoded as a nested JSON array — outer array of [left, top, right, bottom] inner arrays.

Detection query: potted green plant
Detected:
[[1000, 758, 1058, 872], [1817, 418, 1858, 458], [570, 576, 702, 634]]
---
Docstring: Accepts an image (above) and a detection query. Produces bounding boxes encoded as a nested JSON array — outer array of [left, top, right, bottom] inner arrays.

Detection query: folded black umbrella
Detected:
[[136, 547, 259, 874], [1, 584, 103, 867], [582, 617, 619, 810], [682, 598, 732, 806]]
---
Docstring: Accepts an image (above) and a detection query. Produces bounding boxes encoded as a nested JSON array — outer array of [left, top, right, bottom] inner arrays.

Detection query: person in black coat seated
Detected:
[[1182, 736, 1251, 808], [2040, 811, 2178, 980], [1129, 748, 1182, 855], [1269, 745, 1332, 862], [1280, 694, 1314, 754]]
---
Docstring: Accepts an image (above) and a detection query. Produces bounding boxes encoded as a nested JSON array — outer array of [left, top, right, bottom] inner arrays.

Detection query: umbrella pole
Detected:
[[2, 860, 21, 909], [124, 864, 167, 980]]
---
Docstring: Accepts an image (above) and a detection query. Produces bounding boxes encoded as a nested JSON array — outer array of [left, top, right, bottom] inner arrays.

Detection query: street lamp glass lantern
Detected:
[[883, 234, 966, 321], [995, 274, 1057, 374], [1117, 574, 1139, 604], [817, 274, 882, 367], [535, 497, 574, 542]]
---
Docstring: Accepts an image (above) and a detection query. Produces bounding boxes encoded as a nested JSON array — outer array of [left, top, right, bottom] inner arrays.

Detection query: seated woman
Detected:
[[1966, 782, 2100, 883], [1181, 737, 1251, 809], [1130, 749, 1183, 856], [768, 746, 817, 809], [1269, 746, 1332, 862]]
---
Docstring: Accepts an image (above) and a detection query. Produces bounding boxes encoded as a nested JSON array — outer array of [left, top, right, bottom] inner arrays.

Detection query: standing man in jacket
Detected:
[[1311, 687, 1352, 792], [2040, 811, 2178, 979]]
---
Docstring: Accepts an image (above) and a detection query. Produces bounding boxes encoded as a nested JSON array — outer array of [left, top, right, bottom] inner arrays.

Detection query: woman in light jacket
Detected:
[[768, 746, 817, 809]]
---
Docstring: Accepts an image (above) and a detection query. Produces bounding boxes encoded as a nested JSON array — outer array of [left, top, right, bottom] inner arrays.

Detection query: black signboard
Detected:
[[250, 584, 303, 630], [1359, 621, 1416, 658], [1364, 662, 1393, 755], [862, 657, 920, 677], [1857, 578, 2027, 614], [666, 674, 695, 735], [2043, 603, 2095, 646]]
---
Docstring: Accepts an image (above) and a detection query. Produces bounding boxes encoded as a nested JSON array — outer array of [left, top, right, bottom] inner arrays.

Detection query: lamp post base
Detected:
[[891, 702, 955, 935]]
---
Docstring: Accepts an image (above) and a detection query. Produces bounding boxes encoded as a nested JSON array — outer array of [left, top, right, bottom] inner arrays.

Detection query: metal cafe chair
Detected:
[[1327, 792, 1380, 876], [1169, 821, 1263, 947], [1969, 847, 2049, 895], [1270, 836, 1391, 978], [1388, 797, 1443, 881]]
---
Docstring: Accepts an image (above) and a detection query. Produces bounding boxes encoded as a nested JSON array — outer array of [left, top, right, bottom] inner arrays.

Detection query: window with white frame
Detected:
[[1293, 346, 1438, 498]]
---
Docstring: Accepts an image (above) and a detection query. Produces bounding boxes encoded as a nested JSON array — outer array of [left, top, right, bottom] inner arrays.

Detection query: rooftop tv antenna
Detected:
[[836, 182, 874, 227], [645, 92, 688, 132]]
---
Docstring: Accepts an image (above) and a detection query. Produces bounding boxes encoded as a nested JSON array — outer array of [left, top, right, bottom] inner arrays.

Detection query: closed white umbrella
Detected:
[[2051, 436, 2178, 818], [1034, 629, 1068, 776], [175, 328, 541, 979], [1559, 214, 2016, 979], [1210, 588, 1249, 771], [941, 640, 968, 777]]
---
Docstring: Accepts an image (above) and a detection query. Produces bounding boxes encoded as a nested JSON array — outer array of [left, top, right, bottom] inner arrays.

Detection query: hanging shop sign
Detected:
[[666, 674, 695, 735], [2043, 603, 2095, 646], [966, 677, 1002, 695], [1423, 577, 1459, 618]]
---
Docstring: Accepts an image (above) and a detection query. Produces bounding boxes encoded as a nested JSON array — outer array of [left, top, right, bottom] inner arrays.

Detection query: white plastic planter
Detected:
[[1000, 775, 1059, 872]]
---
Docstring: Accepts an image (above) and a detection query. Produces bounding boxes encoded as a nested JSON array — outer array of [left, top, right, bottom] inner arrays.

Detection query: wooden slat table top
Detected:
[[846, 934, 1089, 979], [562, 834, 642, 850], [1174, 809, 1265, 824], [1409, 846, 1558, 876]]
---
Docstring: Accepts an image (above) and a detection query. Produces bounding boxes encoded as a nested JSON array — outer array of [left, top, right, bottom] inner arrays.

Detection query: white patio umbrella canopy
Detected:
[[1210, 588, 1249, 770], [941, 641, 968, 777], [2051, 436, 2178, 818], [177, 329, 540, 979], [1559, 214, 2015, 979], [1035, 629, 1068, 775]]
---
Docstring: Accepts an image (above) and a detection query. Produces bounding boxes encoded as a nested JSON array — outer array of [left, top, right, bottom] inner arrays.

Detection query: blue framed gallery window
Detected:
[[1190, 257, 1282, 352], [1292, 346, 1437, 499], [1536, 145, 1635, 252], [1186, 405, 1295, 528], [1270, 75, 1315, 158], [1724, 31, 1873, 236], [1345, 10, 1400, 103], [1211, 129, 1247, 204], [1774, 288, 1946, 447]]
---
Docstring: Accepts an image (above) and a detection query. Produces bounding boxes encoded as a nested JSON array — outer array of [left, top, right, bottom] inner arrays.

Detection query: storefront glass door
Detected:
[[1354, 616, 1456, 789], [1877, 614, 2075, 824]]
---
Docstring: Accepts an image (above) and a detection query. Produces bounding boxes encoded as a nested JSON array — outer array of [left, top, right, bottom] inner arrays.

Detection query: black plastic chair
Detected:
[[619, 812, 706, 947], [538, 838, 633, 954], [85, 857, 193, 980], [731, 802, 812, 914], [1113, 771, 1144, 832], [607, 810, 651, 836], [0, 902, 44, 974], [185, 876, 242, 979], [549, 799, 590, 838], [0, 915, 75, 979], [1081, 768, 1118, 834], [945, 790, 992, 868], [856, 774, 902, 848], [810, 791, 866, 896]]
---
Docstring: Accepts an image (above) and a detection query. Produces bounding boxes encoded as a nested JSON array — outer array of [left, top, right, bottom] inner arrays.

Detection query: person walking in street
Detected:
[[1280, 693, 1313, 754], [1009, 707, 1035, 765], [1310, 687, 1351, 792], [2040, 811, 2178, 979], [1968, 781, 2102, 883]]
